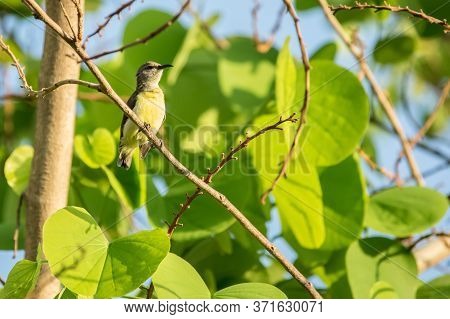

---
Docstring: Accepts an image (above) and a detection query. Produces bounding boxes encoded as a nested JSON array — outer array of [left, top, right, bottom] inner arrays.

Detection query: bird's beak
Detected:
[[159, 64, 173, 69]]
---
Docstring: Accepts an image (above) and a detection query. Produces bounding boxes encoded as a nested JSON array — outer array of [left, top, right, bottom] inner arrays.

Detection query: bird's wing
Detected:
[[119, 91, 139, 140]]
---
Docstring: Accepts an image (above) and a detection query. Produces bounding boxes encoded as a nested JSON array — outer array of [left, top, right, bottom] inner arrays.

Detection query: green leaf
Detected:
[[123, 10, 186, 81], [152, 253, 211, 299], [249, 113, 324, 249], [416, 275, 450, 299], [275, 165, 325, 249], [319, 154, 366, 250], [4, 145, 33, 195], [311, 42, 337, 61], [369, 281, 398, 299], [299, 61, 370, 166], [168, 15, 220, 85], [346, 237, 419, 298], [214, 283, 287, 299], [101, 166, 133, 209], [373, 35, 416, 64], [275, 38, 297, 117], [43, 207, 170, 298], [74, 128, 116, 169], [218, 37, 276, 121], [366, 187, 448, 237], [0, 260, 39, 298]]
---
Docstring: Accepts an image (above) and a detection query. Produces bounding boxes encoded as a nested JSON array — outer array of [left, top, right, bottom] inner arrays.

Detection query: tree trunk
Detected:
[[25, 0, 83, 298]]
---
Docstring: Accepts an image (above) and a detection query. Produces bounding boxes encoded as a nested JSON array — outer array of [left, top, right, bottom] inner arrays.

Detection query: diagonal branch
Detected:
[[317, 0, 424, 186], [410, 80, 450, 147], [84, 0, 191, 61], [22, 0, 322, 299], [330, 1, 450, 33], [260, 0, 311, 204], [168, 114, 298, 237], [83, 0, 136, 47], [357, 148, 402, 185]]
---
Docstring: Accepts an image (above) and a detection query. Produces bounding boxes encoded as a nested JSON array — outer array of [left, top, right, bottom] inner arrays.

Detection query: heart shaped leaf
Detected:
[[43, 206, 170, 298]]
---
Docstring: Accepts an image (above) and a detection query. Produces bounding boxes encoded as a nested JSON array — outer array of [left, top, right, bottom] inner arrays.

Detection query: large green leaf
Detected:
[[373, 35, 416, 64], [4, 145, 33, 195], [416, 275, 450, 299], [319, 154, 366, 250], [152, 253, 211, 299], [366, 187, 448, 237], [213, 283, 287, 299], [299, 61, 370, 166], [249, 113, 324, 249], [43, 206, 170, 298], [218, 37, 276, 121], [74, 128, 116, 169], [346, 237, 419, 298], [0, 260, 39, 298], [311, 42, 338, 61], [369, 281, 399, 299], [123, 10, 186, 80], [275, 38, 297, 117]]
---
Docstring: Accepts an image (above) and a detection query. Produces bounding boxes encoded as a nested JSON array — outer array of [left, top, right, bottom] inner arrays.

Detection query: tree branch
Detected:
[[252, 0, 286, 53], [84, 0, 191, 61], [59, 0, 77, 40], [168, 114, 298, 237], [329, 1, 450, 34], [357, 148, 402, 185], [22, 0, 322, 299], [1, 36, 101, 97], [317, 0, 424, 186], [414, 234, 450, 272], [83, 0, 136, 48], [410, 80, 450, 147], [260, 0, 311, 204]]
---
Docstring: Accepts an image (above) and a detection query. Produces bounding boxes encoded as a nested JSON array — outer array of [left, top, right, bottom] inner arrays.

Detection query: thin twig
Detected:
[[0, 36, 100, 97], [330, 1, 450, 34], [167, 114, 298, 237], [260, 0, 311, 204], [357, 148, 402, 185], [0, 276, 5, 286], [59, 0, 76, 40], [22, 0, 322, 299], [85, 0, 191, 61], [394, 80, 450, 177], [83, 0, 136, 48], [409, 232, 450, 250], [69, 0, 83, 41], [187, 3, 228, 50], [252, 1, 286, 53], [0, 36, 32, 92], [13, 193, 24, 259], [317, 0, 424, 186], [410, 80, 450, 147]]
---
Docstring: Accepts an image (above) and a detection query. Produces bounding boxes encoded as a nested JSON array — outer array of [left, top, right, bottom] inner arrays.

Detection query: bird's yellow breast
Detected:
[[122, 88, 166, 144]]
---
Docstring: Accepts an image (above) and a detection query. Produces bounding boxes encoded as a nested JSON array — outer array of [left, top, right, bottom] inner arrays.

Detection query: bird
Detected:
[[117, 61, 172, 170]]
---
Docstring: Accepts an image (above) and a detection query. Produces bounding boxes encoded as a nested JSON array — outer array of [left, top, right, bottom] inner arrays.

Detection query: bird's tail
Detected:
[[117, 145, 134, 170]]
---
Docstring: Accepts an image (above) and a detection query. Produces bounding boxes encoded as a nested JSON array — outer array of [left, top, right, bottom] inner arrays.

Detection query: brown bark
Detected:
[[25, 0, 83, 298]]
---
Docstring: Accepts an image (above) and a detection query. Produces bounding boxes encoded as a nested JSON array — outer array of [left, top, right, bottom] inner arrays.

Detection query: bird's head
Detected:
[[136, 61, 172, 90]]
